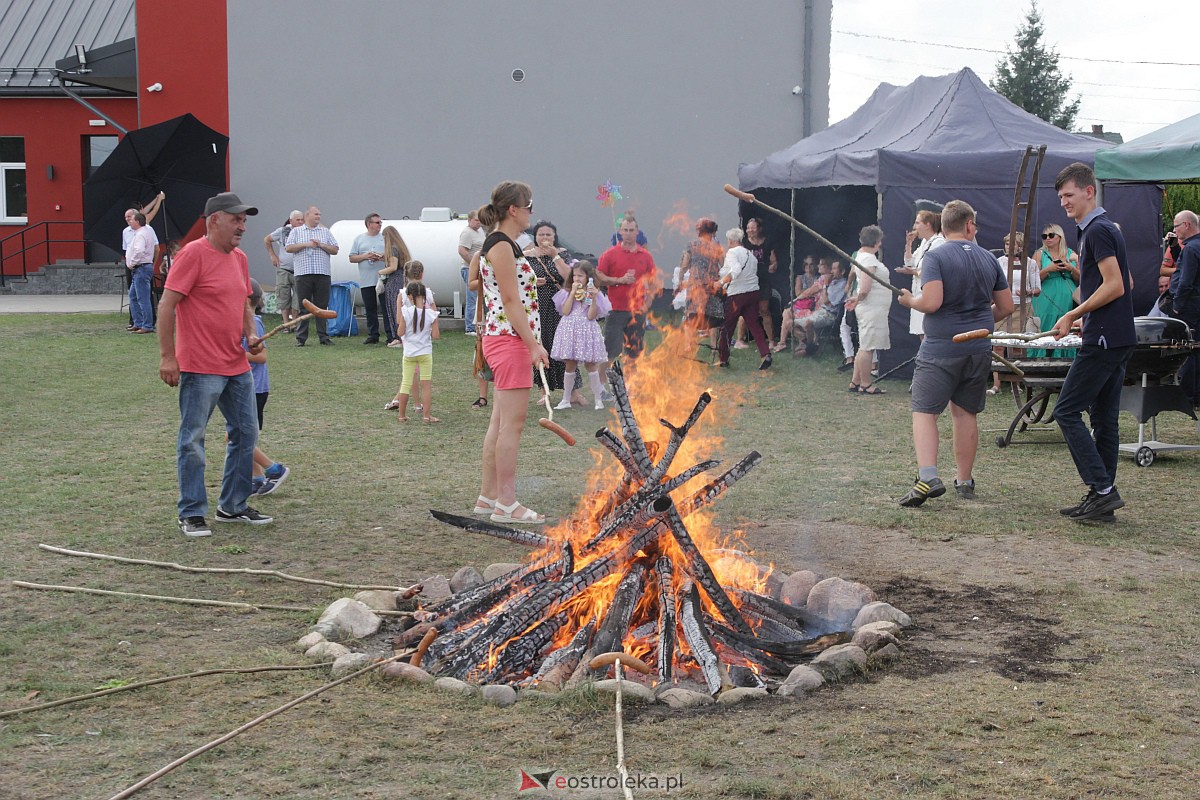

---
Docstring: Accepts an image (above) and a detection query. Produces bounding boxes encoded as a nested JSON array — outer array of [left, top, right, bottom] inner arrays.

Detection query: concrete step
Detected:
[[3, 261, 125, 295]]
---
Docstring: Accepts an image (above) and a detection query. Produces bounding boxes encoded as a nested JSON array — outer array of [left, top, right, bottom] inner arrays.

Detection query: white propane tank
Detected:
[[330, 208, 467, 315]]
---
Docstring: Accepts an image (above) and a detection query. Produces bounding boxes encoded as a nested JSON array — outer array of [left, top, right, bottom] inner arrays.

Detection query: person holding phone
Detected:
[[1031, 223, 1080, 358], [350, 213, 388, 344]]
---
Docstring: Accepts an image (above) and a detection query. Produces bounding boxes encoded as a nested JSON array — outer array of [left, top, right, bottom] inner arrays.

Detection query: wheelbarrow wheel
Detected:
[[996, 436, 1008, 449], [1135, 446, 1155, 467]]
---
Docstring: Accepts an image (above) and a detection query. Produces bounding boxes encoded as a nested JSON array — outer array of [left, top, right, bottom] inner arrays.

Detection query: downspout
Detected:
[[802, 0, 814, 137], [54, 74, 129, 134]]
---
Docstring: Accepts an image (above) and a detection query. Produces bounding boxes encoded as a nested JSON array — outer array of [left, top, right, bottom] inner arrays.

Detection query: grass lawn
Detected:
[[1, 310, 1198, 799]]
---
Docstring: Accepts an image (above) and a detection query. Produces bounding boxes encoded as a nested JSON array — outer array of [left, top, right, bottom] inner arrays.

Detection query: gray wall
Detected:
[[227, 1, 830, 284]]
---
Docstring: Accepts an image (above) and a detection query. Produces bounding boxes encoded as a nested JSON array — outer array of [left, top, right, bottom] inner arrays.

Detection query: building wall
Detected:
[[0, 97, 136, 275], [136, 0, 228, 134], [226, 0, 831, 284]]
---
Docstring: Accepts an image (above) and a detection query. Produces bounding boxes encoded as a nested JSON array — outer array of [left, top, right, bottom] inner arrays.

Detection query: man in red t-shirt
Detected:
[[158, 192, 273, 536], [598, 217, 658, 367]]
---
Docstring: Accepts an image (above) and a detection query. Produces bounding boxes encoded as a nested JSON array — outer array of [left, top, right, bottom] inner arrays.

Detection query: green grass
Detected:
[[1, 311, 1198, 799]]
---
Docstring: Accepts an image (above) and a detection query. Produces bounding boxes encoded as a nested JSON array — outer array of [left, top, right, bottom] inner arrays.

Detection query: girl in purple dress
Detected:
[[551, 261, 611, 410]]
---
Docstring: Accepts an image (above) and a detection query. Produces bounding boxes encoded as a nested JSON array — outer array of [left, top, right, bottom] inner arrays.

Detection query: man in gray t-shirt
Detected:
[[896, 200, 1012, 507]]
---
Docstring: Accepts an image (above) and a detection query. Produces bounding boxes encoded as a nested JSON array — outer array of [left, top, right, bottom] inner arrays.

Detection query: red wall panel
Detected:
[[136, 0, 229, 134]]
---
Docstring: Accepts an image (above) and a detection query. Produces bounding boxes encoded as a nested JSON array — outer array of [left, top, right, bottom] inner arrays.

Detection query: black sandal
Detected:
[[471, 396, 488, 409]]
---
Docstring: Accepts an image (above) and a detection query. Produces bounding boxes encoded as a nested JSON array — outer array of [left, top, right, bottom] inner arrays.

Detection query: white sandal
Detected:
[[490, 500, 545, 525], [472, 495, 495, 516]]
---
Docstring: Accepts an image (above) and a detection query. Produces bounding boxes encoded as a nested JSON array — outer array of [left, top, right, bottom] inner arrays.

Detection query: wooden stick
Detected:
[[38, 543, 407, 591], [724, 184, 902, 295], [106, 653, 408, 800], [11, 581, 412, 617], [258, 298, 338, 342], [0, 663, 332, 719]]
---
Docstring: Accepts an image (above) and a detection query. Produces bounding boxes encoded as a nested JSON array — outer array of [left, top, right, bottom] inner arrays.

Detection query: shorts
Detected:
[[482, 334, 533, 390], [911, 352, 992, 415], [255, 391, 268, 430], [400, 353, 433, 394], [276, 268, 296, 311]]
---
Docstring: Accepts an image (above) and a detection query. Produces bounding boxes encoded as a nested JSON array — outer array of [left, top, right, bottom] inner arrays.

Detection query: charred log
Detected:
[[533, 619, 595, 688], [655, 557, 676, 684], [663, 505, 753, 636], [645, 391, 712, 485], [727, 587, 826, 633], [482, 611, 570, 683], [678, 580, 727, 696], [429, 510, 553, 549], [589, 561, 649, 675]]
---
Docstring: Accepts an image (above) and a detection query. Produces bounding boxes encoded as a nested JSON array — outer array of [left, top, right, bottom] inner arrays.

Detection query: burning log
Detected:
[[608, 362, 655, 475], [482, 611, 570, 684], [423, 546, 572, 622], [655, 557, 676, 684], [533, 620, 595, 690], [706, 620, 794, 675], [589, 561, 650, 676], [663, 505, 753, 637], [595, 428, 645, 480], [678, 581, 728, 696], [645, 391, 712, 486], [710, 626, 852, 660], [428, 510, 553, 549], [675, 451, 762, 516], [727, 587, 824, 632], [581, 461, 718, 556]]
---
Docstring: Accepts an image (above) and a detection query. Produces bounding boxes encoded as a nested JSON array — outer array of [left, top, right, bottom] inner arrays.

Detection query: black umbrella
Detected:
[[84, 113, 229, 252]]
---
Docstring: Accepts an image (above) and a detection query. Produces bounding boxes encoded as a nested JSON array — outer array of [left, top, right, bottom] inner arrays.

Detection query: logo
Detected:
[[517, 769, 558, 792]]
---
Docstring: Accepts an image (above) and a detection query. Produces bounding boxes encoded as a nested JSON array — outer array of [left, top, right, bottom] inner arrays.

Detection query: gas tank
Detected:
[[330, 208, 467, 313]]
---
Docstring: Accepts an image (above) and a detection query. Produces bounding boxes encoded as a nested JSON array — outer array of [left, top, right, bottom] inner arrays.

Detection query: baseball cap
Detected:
[[204, 192, 259, 216]]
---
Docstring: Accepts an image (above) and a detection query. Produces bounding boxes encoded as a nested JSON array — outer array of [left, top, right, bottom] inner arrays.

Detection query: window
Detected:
[[1, 136, 26, 224], [86, 135, 118, 178]]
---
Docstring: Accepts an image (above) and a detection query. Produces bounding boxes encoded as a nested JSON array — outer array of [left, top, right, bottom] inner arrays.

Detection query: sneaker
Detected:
[[1060, 490, 1098, 517], [955, 480, 976, 500], [264, 462, 289, 483], [594, 398, 605, 410], [387, 340, 403, 348], [554, 399, 572, 410], [215, 506, 274, 524], [464, 329, 478, 337], [1071, 487, 1124, 521], [363, 337, 380, 345], [254, 477, 280, 496], [899, 476, 946, 508], [319, 339, 335, 346], [177, 516, 212, 537]]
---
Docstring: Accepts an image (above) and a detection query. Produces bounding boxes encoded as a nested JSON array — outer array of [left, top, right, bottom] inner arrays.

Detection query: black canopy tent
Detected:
[[738, 68, 1162, 375]]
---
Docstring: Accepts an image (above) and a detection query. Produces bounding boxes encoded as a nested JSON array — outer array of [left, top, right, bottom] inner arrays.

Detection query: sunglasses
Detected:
[[1041, 233, 1058, 239], [524, 199, 534, 211]]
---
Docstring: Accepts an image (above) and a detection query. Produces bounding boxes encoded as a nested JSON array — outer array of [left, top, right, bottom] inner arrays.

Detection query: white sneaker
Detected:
[[594, 398, 605, 410], [554, 399, 572, 410]]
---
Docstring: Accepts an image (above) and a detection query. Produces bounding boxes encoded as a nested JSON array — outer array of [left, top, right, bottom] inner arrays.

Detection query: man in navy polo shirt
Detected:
[[1050, 162, 1136, 523]]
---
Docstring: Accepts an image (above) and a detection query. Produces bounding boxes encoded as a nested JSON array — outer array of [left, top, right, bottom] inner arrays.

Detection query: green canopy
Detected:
[[1095, 112, 1200, 182]]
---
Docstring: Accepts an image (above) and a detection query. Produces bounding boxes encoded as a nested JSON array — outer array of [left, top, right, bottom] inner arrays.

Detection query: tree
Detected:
[[990, 2, 1081, 130]]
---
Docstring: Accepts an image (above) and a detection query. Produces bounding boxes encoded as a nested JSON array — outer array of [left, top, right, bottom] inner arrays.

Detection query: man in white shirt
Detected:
[[125, 212, 157, 333], [285, 205, 339, 346], [458, 211, 485, 334]]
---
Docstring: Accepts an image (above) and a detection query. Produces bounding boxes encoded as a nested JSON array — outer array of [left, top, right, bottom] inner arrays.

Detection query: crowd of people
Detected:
[[147, 164, 1199, 535]]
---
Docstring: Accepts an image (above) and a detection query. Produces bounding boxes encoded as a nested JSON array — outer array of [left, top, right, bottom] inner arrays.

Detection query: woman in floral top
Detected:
[[473, 181, 550, 525]]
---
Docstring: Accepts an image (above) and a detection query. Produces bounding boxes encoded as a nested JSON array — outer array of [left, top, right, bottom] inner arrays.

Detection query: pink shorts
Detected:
[[482, 334, 533, 390]]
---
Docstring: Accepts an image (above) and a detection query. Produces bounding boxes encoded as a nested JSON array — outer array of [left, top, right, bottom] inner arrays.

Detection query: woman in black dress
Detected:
[[523, 219, 575, 396]]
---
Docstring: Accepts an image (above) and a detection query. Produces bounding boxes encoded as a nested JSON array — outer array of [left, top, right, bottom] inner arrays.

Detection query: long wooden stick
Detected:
[[0, 663, 332, 719], [12, 581, 411, 617], [38, 543, 405, 591], [724, 184, 902, 295], [106, 653, 409, 800]]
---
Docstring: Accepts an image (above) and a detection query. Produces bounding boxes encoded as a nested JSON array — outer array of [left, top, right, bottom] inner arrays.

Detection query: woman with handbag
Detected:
[[471, 181, 550, 525]]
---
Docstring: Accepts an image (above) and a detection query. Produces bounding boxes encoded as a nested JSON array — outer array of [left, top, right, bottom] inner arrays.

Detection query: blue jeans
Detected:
[[177, 371, 258, 518], [129, 264, 154, 330], [461, 266, 477, 332], [1053, 345, 1132, 491]]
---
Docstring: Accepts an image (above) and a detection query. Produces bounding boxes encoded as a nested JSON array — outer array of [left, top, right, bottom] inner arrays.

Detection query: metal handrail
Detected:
[[0, 221, 89, 287]]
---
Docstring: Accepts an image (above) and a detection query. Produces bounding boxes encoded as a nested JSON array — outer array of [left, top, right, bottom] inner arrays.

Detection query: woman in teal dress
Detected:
[[1030, 223, 1079, 359]]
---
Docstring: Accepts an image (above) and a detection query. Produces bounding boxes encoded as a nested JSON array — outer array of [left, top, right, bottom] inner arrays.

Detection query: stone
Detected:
[[717, 686, 769, 705], [482, 563, 521, 582], [852, 627, 901, 653], [305, 640, 351, 661], [593, 679, 656, 704], [779, 570, 820, 607], [777, 665, 825, 697], [450, 566, 484, 594], [434, 677, 479, 697], [868, 643, 903, 666], [856, 620, 902, 636], [851, 601, 912, 630], [418, 575, 452, 602], [806, 577, 876, 628], [482, 684, 518, 707], [330, 652, 374, 678], [353, 590, 400, 612], [811, 643, 868, 681], [316, 598, 382, 642], [656, 687, 716, 708], [296, 631, 325, 652], [380, 662, 434, 684]]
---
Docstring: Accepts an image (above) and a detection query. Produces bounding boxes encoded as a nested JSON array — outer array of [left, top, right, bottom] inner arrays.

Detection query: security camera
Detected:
[[146, 82, 163, 93], [791, 85, 803, 96]]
